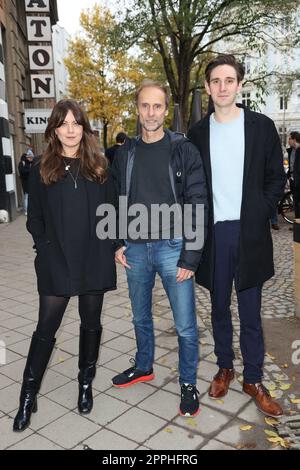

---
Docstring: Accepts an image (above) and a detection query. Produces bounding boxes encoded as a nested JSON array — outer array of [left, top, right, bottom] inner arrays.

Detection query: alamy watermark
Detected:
[[291, 340, 300, 365], [0, 340, 6, 365], [96, 197, 205, 250]]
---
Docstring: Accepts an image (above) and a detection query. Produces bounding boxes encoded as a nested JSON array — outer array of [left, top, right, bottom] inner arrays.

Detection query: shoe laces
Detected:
[[181, 384, 199, 400], [123, 358, 137, 376], [256, 383, 271, 397]]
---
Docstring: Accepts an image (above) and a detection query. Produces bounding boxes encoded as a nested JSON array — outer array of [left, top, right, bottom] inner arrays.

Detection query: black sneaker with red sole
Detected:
[[112, 365, 155, 388], [179, 384, 200, 417]]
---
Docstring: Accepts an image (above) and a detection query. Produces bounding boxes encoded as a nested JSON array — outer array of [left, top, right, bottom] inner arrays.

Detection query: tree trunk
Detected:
[[103, 122, 108, 150], [178, 54, 192, 133]]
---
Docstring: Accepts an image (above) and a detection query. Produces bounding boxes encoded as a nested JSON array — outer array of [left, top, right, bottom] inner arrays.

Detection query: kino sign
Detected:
[[25, 0, 55, 98]]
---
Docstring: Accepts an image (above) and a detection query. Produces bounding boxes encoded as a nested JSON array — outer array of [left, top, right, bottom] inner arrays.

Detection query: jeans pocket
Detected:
[[167, 238, 183, 247]]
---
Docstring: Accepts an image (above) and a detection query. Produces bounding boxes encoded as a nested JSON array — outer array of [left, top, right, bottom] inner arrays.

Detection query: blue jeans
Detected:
[[23, 193, 28, 213], [125, 239, 198, 385]]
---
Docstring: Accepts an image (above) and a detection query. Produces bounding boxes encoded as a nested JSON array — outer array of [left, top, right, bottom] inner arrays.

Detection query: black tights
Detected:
[[36, 294, 104, 340]]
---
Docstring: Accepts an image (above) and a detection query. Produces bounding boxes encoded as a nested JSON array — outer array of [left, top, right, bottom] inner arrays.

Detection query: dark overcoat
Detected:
[[27, 162, 116, 296], [187, 105, 286, 292]]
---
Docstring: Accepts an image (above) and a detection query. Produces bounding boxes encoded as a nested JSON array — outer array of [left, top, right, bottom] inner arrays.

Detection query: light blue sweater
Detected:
[[210, 110, 245, 223]]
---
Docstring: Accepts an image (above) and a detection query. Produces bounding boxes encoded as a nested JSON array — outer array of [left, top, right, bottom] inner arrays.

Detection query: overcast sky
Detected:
[[56, 0, 120, 36]]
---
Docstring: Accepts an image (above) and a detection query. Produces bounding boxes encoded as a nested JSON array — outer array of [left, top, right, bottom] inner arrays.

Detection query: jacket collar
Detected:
[[131, 128, 186, 146]]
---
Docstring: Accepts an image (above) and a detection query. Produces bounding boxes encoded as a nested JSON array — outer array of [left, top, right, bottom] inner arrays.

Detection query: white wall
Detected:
[[52, 24, 71, 101]]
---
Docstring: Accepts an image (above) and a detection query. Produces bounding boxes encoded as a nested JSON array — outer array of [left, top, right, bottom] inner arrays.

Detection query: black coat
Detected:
[[187, 105, 286, 292], [105, 144, 120, 166], [18, 156, 33, 193], [293, 147, 300, 187], [27, 162, 117, 296]]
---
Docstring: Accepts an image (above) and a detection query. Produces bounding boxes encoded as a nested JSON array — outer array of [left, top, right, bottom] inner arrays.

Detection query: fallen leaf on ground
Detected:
[[240, 425, 253, 431], [264, 429, 279, 437], [164, 428, 173, 433], [274, 374, 288, 381], [216, 399, 224, 404], [279, 383, 291, 391], [265, 352, 276, 360], [267, 437, 284, 443], [269, 390, 278, 398], [280, 440, 291, 449], [265, 417, 279, 426], [186, 418, 197, 427], [290, 398, 300, 404], [267, 384, 277, 391], [267, 437, 291, 449]]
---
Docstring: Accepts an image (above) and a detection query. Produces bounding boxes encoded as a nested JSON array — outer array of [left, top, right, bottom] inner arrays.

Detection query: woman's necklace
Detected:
[[63, 157, 81, 189]]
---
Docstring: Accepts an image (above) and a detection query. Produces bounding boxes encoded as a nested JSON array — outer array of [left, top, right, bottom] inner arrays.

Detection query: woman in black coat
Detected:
[[13, 99, 116, 432]]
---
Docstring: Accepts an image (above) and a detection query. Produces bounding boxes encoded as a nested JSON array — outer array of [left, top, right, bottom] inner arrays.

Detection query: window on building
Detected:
[[280, 95, 288, 110], [244, 56, 251, 74], [280, 18, 288, 35], [242, 91, 251, 108]]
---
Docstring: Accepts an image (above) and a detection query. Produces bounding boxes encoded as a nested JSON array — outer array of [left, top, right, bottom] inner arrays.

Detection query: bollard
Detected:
[[294, 219, 300, 319]]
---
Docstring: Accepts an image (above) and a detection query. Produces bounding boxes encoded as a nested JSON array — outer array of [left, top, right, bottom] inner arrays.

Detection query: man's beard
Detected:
[[141, 121, 163, 132]]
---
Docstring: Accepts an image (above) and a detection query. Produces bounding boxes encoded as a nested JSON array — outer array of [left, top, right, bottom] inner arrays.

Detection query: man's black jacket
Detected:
[[188, 105, 286, 291], [111, 129, 208, 272]]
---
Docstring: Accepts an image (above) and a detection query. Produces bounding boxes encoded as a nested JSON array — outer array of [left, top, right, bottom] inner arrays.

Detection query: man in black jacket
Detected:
[[188, 54, 286, 418], [112, 79, 208, 417], [105, 132, 127, 166]]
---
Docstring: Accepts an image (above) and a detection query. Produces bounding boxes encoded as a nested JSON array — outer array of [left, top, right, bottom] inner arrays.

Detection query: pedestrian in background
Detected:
[[18, 149, 35, 216], [13, 99, 116, 432], [105, 132, 127, 166], [290, 132, 300, 219], [288, 131, 300, 218]]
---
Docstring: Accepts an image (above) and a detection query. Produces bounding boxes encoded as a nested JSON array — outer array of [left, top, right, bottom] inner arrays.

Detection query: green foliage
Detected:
[[113, 0, 300, 130]]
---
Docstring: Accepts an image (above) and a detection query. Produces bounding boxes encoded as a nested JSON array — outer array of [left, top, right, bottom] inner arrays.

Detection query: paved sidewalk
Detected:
[[0, 215, 299, 450]]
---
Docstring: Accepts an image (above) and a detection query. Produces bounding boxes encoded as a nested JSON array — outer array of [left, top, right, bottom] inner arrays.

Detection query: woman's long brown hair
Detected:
[[40, 99, 108, 185]]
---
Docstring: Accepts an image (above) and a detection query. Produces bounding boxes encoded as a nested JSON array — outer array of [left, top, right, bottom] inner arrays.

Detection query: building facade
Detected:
[[0, 0, 58, 222], [52, 23, 70, 100]]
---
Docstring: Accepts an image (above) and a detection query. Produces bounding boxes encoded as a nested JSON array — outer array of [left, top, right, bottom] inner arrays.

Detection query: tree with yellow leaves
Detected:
[[64, 5, 143, 148]]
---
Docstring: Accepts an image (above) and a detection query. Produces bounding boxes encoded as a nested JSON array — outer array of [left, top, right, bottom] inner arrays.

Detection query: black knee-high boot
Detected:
[[13, 332, 56, 432], [78, 326, 102, 414]]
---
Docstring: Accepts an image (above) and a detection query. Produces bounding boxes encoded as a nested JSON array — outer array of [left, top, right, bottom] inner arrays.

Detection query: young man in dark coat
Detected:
[[188, 54, 286, 418]]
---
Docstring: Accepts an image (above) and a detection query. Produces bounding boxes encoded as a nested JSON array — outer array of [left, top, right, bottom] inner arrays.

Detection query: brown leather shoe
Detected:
[[209, 368, 234, 399], [243, 382, 283, 418]]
